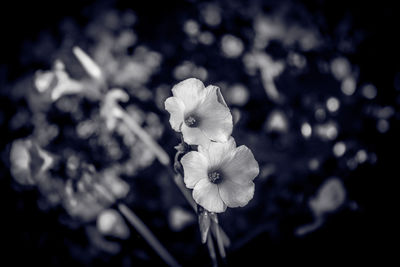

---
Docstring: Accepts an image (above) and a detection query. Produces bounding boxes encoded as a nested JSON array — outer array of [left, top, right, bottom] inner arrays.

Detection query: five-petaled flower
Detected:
[[165, 78, 233, 147], [181, 138, 259, 213]]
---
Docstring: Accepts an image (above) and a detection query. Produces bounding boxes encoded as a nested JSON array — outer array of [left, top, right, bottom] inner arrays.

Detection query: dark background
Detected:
[[1, 0, 398, 265]]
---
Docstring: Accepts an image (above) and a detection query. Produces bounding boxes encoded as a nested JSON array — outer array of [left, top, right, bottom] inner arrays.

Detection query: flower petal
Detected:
[[193, 179, 227, 213], [10, 139, 35, 185], [172, 78, 205, 112], [205, 85, 228, 107], [219, 180, 255, 208], [181, 151, 209, 189], [164, 96, 185, 131], [197, 86, 233, 142], [198, 137, 236, 168], [221, 145, 259, 185], [181, 124, 211, 146]]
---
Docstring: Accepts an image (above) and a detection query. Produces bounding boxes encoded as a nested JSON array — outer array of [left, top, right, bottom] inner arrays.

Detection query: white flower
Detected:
[[100, 89, 129, 131], [165, 78, 233, 147], [10, 139, 54, 185], [181, 138, 259, 213]]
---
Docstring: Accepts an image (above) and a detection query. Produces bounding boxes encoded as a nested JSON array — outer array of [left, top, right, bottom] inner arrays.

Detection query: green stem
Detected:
[[118, 203, 181, 267]]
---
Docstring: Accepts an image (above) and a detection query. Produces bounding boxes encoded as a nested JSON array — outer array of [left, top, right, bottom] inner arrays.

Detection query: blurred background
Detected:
[[0, 0, 398, 265]]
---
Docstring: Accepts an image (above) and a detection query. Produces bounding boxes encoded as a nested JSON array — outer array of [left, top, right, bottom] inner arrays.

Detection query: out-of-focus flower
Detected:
[[165, 78, 233, 147], [49, 60, 85, 101], [168, 206, 195, 232], [10, 139, 35, 185], [181, 138, 259, 213], [34, 70, 57, 93], [315, 121, 338, 141], [10, 138, 54, 185], [243, 52, 284, 103], [97, 209, 130, 239], [225, 84, 249, 106], [296, 177, 347, 236], [265, 110, 289, 133], [111, 46, 162, 91], [330, 57, 351, 81], [99, 168, 130, 199], [309, 177, 346, 216], [253, 15, 320, 51], [100, 89, 129, 131], [361, 83, 377, 99], [221, 34, 244, 58], [200, 3, 221, 27], [63, 176, 109, 222], [173, 61, 208, 81]]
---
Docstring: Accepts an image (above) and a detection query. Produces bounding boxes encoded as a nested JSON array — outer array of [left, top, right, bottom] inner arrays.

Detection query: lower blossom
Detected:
[[181, 138, 259, 213]]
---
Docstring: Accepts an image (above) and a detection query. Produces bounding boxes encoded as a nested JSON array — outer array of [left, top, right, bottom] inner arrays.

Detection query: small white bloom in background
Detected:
[[301, 122, 312, 139], [326, 97, 340, 113], [168, 206, 195, 232], [101, 89, 130, 131], [198, 31, 215, 45], [181, 138, 259, 213], [50, 60, 85, 101], [10, 139, 34, 185], [183, 20, 200, 37], [200, 3, 221, 27], [333, 141, 346, 157], [34, 70, 57, 93], [33, 60, 84, 101], [361, 83, 377, 99], [309, 177, 346, 216], [221, 34, 244, 58], [10, 138, 54, 185], [265, 110, 289, 133], [341, 75, 357, 96], [315, 121, 338, 141], [173, 61, 208, 81], [97, 209, 130, 239], [165, 78, 233, 147], [225, 84, 249, 106], [99, 168, 130, 200], [296, 177, 346, 236], [243, 51, 284, 103], [330, 57, 351, 81]]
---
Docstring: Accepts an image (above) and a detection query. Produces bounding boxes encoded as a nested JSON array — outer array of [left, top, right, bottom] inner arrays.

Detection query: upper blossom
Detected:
[[165, 78, 233, 147], [181, 138, 259, 213]]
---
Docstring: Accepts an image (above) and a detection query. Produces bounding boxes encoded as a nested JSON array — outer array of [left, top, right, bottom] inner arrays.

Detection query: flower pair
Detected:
[[165, 78, 259, 213]]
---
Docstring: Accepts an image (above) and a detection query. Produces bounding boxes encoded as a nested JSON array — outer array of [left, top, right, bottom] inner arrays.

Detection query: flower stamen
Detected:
[[208, 171, 223, 184], [184, 115, 198, 127]]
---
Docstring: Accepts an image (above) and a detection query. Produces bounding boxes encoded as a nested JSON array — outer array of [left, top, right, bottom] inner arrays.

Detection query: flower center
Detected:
[[184, 115, 198, 127], [208, 171, 223, 184]]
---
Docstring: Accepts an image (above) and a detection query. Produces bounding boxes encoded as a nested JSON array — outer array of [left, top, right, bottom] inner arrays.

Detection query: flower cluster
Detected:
[[165, 78, 259, 213]]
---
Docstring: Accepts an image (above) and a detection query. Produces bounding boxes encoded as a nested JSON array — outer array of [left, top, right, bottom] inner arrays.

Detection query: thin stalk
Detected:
[[216, 225, 231, 248], [118, 203, 181, 267], [167, 168, 198, 212], [171, 149, 231, 248], [120, 111, 170, 166], [211, 217, 226, 259], [206, 232, 218, 267], [73, 46, 103, 82]]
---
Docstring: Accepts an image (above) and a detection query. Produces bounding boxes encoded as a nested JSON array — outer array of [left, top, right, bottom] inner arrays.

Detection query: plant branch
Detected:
[[118, 203, 181, 267]]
